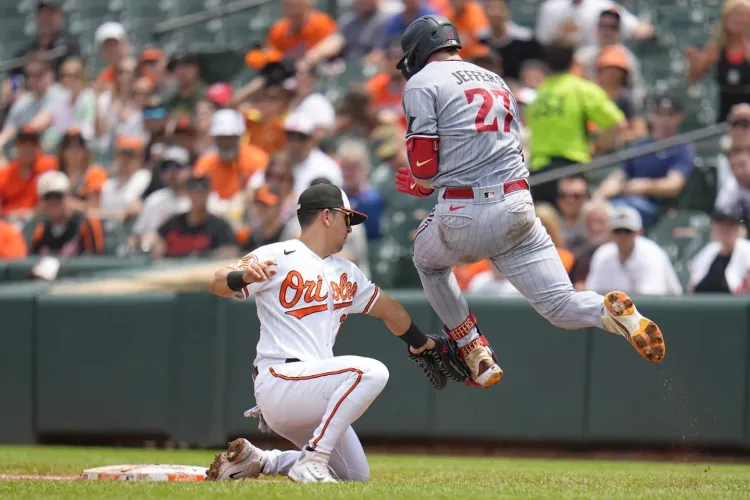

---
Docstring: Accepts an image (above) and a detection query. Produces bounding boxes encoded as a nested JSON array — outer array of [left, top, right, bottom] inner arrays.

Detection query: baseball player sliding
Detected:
[[205, 183, 469, 483], [394, 15, 666, 388]]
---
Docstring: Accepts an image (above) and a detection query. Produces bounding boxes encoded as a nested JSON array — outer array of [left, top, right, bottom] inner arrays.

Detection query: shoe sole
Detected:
[[475, 364, 503, 387], [605, 291, 665, 363]]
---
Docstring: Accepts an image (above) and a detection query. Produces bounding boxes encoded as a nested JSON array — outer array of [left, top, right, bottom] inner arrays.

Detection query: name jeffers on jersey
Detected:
[[451, 69, 505, 86]]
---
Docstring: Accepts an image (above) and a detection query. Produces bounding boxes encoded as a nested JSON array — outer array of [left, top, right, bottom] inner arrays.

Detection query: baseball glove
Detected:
[[409, 334, 472, 390]]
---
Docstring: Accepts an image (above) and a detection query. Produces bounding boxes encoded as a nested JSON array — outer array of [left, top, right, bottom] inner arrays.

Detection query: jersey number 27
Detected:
[[465, 88, 514, 133]]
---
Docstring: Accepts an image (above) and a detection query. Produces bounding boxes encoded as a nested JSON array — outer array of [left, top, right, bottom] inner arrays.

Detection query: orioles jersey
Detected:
[[230, 238, 381, 364], [402, 60, 527, 188]]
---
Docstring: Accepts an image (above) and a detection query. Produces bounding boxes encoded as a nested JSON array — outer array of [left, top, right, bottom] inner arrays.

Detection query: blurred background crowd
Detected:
[[0, 0, 749, 297]]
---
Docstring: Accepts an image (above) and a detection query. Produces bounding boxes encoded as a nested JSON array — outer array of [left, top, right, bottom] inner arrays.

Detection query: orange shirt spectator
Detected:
[[445, 0, 491, 60], [241, 106, 288, 155], [267, 8, 336, 59], [0, 219, 27, 259], [0, 129, 58, 216], [97, 66, 116, 85], [368, 74, 404, 112], [195, 145, 269, 200], [454, 259, 492, 291]]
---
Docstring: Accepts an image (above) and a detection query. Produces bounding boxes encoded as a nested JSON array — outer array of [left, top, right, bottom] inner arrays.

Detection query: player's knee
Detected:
[[360, 358, 389, 392]]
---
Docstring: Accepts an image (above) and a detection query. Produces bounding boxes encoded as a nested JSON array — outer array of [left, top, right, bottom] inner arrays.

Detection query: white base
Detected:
[[80, 464, 207, 482]]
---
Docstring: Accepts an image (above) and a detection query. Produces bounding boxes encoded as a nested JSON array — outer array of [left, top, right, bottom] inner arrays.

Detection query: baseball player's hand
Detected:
[[395, 167, 434, 198], [242, 260, 277, 283]]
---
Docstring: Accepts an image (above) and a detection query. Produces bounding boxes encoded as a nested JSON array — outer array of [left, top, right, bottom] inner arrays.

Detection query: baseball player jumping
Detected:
[[205, 183, 467, 483], [394, 15, 666, 388]]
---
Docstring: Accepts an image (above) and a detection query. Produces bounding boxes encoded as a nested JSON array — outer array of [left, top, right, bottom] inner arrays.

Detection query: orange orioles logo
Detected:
[[280, 271, 358, 319]]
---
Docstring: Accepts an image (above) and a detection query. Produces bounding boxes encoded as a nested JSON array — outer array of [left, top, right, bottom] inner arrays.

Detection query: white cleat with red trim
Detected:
[[288, 448, 337, 483]]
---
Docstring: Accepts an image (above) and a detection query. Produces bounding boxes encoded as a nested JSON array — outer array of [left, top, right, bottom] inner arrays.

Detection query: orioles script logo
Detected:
[[280, 271, 358, 319]]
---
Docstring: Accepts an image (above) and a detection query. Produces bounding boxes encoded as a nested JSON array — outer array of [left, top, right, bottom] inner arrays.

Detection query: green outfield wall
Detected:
[[0, 290, 748, 449]]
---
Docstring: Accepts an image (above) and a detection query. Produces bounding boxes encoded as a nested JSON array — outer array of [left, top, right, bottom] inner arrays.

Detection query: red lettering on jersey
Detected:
[[280, 271, 357, 319], [465, 88, 515, 133]]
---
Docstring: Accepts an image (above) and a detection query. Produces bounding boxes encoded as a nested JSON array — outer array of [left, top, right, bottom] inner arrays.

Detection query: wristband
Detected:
[[399, 321, 429, 349], [226, 270, 250, 292]]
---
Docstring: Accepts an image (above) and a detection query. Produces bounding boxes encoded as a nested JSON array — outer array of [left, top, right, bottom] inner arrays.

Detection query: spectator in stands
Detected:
[[266, 0, 337, 61], [335, 85, 397, 139], [96, 57, 145, 155], [574, 9, 645, 109], [718, 103, 750, 191], [237, 184, 287, 251], [133, 77, 156, 111], [284, 112, 343, 192], [715, 148, 750, 235], [11, 0, 81, 80], [58, 129, 107, 211], [526, 43, 625, 205], [206, 83, 232, 110], [366, 41, 407, 129], [50, 57, 96, 147], [536, 203, 575, 273], [485, 0, 542, 80], [99, 136, 151, 222], [685, 0, 750, 122], [154, 174, 237, 259], [569, 199, 612, 289], [263, 152, 297, 222], [0, 218, 27, 260], [444, 0, 492, 61], [138, 48, 168, 98], [337, 139, 384, 240], [556, 174, 589, 255], [592, 46, 647, 150], [585, 206, 682, 295], [689, 207, 750, 294], [171, 117, 198, 165], [299, 0, 389, 69], [289, 66, 336, 140], [240, 74, 293, 155], [0, 52, 68, 159], [594, 96, 695, 228], [519, 60, 548, 89], [194, 109, 270, 203], [167, 53, 207, 120], [132, 146, 217, 253], [381, 0, 437, 49], [536, 0, 652, 49], [142, 104, 169, 164], [94, 22, 129, 92], [0, 126, 58, 219], [193, 99, 217, 158], [26, 170, 105, 256]]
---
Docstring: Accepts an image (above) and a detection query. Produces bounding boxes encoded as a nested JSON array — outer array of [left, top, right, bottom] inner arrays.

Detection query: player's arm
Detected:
[[367, 291, 433, 351], [399, 87, 440, 190], [209, 253, 277, 299]]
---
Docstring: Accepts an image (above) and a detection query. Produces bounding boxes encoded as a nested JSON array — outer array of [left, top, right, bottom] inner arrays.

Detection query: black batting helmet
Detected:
[[396, 15, 462, 81]]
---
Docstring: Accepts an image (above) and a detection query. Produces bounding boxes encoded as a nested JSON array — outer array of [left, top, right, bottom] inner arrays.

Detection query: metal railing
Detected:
[[151, 0, 276, 38], [527, 121, 728, 187]]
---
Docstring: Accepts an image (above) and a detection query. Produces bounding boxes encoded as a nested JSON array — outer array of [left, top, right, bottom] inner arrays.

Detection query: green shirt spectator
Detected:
[[525, 43, 625, 205]]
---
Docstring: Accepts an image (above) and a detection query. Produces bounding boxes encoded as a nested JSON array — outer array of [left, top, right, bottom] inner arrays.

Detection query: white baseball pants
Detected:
[[413, 183, 607, 332], [252, 355, 389, 481]]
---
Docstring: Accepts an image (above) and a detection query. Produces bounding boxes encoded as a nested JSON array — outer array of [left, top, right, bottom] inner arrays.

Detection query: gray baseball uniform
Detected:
[[403, 60, 607, 336]]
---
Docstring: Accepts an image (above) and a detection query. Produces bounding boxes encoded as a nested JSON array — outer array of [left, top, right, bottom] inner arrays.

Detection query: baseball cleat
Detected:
[[459, 335, 503, 387], [602, 291, 665, 363], [288, 449, 337, 483], [206, 438, 266, 481]]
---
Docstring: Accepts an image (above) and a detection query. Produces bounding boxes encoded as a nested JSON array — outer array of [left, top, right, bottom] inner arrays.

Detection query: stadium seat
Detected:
[[647, 209, 712, 288]]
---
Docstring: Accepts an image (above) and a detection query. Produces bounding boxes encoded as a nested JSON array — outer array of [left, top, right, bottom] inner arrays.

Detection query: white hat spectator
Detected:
[[209, 109, 246, 137], [610, 206, 642, 232], [95, 22, 127, 46], [161, 145, 191, 166], [284, 112, 315, 137], [37, 170, 70, 197]]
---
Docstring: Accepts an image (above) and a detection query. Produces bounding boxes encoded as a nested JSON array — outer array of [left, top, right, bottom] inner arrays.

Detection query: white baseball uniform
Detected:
[[402, 60, 608, 340], [228, 238, 388, 481]]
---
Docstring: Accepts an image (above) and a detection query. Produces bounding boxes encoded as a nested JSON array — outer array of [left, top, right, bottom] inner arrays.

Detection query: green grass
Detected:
[[1, 445, 750, 498]]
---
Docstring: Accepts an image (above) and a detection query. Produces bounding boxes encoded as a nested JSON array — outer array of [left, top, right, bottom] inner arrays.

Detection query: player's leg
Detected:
[[489, 195, 665, 363], [255, 355, 388, 482], [412, 205, 503, 388]]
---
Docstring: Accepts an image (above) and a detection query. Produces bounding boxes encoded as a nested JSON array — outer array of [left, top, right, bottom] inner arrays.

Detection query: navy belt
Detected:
[[253, 358, 300, 377]]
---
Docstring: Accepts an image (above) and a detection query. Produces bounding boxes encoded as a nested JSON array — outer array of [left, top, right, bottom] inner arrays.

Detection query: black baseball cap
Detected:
[[38, 0, 62, 10], [711, 206, 745, 225], [296, 184, 367, 226]]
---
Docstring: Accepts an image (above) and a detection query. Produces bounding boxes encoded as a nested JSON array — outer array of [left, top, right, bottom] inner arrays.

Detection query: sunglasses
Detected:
[[42, 192, 65, 202], [332, 208, 352, 227], [731, 118, 750, 128], [612, 228, 635, 235], [558, 192, 587, 200], [285, 131, 310, 142]]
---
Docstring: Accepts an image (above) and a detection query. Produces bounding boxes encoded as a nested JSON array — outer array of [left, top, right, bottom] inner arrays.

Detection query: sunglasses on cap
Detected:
[[612, 228, 635, 235]]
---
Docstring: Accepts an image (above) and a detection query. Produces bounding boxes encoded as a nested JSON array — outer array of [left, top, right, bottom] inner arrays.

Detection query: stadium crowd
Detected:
[[0, 0, 750, 296]]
